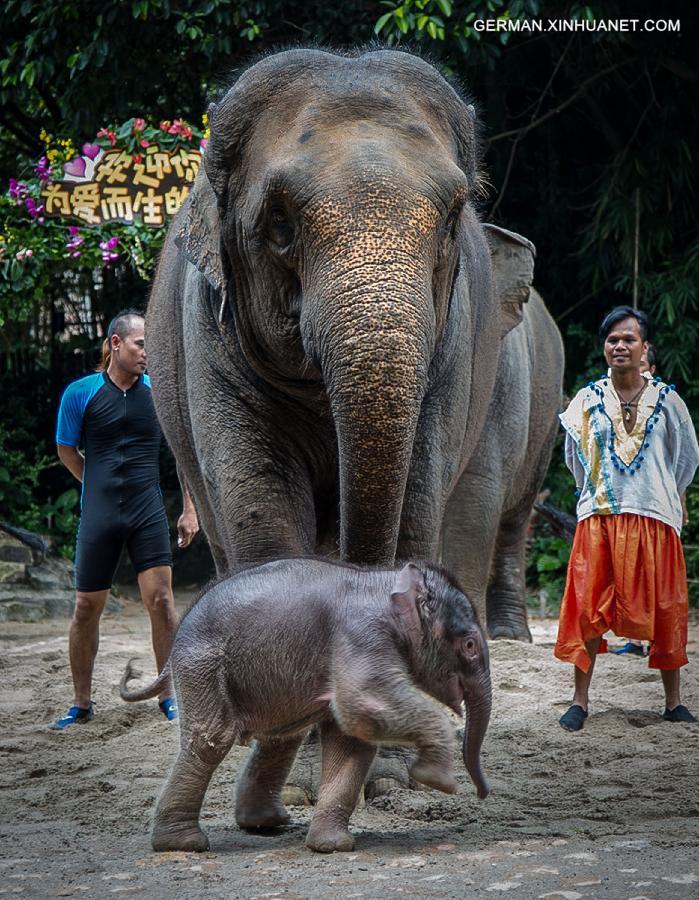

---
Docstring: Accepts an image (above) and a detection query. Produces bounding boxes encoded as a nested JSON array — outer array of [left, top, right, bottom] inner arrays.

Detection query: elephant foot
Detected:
[[409, 759, 457, 795], [364, 776, 405, 800], [152, 820, 209, 853], [283, 730, 320, 805], [488, 621, 532, 642], [305, 817, 355, 854], [364, 746, 412, 800], [236, 799, 290, 830]]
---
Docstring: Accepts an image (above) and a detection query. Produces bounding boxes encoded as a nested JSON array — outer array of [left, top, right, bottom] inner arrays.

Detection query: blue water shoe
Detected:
[[159, 697, 178, 721], [50, 703, 94, 731]]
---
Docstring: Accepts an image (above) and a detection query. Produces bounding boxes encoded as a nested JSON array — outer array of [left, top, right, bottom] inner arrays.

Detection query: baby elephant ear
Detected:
[[391, 563, 427, 629], [175, 169, 228, 318], [483, 224, 536, 337]]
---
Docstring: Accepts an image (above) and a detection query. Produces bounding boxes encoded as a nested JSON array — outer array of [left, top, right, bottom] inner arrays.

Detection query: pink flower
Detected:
[[99, 235, 120, 264], [9, 178, 29, 201], [140, 139, 150, 148], [97, 127, 117, 146], [199, 137, 208, 151], [35, 156, 52, 182], [132, 117, 146, 132], [16, 248, 33, 261], [159, 120, 171, 131], [133, 153, 143, 164], [66, 229, 85, 256]]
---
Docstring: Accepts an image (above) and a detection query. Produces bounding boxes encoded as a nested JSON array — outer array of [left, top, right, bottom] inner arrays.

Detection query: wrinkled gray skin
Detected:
[[120, 559, 492, 853], [442, 288, 564, 640], [145, 48, 563, 642]]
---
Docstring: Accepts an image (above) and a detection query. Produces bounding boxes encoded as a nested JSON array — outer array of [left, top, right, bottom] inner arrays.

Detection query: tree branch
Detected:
[[489, 38, 572, 219], [487, 60, 637, 145]]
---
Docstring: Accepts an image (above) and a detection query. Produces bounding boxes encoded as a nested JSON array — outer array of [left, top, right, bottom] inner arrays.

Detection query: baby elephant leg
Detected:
[[152, 733, 235, 852], [305, 720, 376, 853], [235, 734, 304, 830], [336, 682, 458, 795]]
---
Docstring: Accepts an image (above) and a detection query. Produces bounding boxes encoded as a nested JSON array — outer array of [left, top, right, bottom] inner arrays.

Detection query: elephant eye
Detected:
[[444, 202, 463, 240], [267, 206, 295, 250]]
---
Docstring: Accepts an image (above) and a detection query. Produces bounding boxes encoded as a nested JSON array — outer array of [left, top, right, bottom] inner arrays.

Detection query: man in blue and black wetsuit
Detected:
[[51, 309, 199, 730]]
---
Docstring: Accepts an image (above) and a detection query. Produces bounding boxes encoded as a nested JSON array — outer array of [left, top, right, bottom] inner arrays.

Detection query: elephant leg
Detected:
[[282, 728, 321, 806], [152, 734, 235, 852], [235, 735, 304, 829], [285, 730, 414, 805], [487, 509, 532, 642], [305, 720, 376, 853], [335, 682, 457, 795], [364, 745, 414, 801], [440, 470, 502, 626]]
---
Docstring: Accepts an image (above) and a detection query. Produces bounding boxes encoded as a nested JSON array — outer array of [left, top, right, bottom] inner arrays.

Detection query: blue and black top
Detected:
[[56, 371, 171, 590]]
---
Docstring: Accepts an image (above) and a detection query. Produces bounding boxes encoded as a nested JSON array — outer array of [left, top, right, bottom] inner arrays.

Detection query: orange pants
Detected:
[[555, 513, 688, 672]]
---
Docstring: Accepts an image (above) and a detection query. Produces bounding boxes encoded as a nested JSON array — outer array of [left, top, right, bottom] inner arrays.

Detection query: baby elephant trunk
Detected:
[[461, 651, 492, 799]]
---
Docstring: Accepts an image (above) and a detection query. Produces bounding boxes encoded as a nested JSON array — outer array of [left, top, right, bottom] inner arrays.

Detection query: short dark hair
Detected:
[[645, 342, 657, 369], [599, 306, 651, 342], [107, 308, 144, 341]]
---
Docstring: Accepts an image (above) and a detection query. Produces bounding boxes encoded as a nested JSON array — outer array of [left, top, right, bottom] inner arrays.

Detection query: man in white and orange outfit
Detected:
[[555, 306, 698, 731]]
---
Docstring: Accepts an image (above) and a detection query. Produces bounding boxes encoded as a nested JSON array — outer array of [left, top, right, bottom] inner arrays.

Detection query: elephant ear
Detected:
[[175, 167, 229, 321], [391, 563, 428, 634], [483, 224, 536, 337]]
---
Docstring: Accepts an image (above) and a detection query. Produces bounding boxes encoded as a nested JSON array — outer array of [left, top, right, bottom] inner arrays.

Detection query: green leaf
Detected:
[[374, 11, 393, 32], [426, 20, 437, 38], [434, 0, 452, 15], [537, 554, 563, 573], [0, 467, 10, 483]]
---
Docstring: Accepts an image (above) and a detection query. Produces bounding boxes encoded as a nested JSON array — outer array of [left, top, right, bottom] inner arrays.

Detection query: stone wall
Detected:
[[0, 527, 121, 621]]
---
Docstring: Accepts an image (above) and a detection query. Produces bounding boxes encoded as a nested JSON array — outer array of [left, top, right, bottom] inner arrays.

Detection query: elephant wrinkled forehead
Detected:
[[260, 92, 458, 170], [242, 102, 467, 217]]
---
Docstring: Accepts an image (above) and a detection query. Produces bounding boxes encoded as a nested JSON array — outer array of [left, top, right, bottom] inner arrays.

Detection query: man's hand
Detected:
[[177, 509, 199, 548], [57, 444, 84, 482]]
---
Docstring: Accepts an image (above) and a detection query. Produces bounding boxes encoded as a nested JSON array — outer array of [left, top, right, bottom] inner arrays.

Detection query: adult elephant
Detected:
[[147, 47, 563, 641]]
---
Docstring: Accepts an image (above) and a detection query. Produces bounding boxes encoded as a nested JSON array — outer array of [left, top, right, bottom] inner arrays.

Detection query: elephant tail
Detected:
[[120, 658, 172, 702]]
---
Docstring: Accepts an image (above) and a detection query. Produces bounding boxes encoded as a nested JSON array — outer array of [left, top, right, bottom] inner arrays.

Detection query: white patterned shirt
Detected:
[[560, 376, 699, 535]]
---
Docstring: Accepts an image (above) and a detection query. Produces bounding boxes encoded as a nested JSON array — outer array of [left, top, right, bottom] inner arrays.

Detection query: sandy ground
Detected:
[[1, 594, 698, 900]]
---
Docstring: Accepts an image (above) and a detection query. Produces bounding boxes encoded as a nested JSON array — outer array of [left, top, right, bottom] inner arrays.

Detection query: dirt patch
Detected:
[[1, 597, 697, 898]]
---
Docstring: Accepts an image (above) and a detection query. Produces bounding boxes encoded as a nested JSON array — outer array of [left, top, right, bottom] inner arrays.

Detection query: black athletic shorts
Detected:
[[74, 502, 172, 592]]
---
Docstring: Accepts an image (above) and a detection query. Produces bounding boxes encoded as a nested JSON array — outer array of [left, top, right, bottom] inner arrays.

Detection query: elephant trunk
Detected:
[[313, 278, 433, 565], [461, 667, 492, 799]]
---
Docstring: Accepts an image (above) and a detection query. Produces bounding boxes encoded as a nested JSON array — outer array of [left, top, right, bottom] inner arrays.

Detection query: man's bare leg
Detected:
[[660, 668, 696, 721], [560, 636, 602, 732], [571, 636, 602, 712], [70, 589, 110, 708], [661, 668, 681, 711], [137, 566, 178, 702]]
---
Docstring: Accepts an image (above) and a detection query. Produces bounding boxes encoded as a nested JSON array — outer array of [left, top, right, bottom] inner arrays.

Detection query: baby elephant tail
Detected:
[[120, 658, 172, 702]]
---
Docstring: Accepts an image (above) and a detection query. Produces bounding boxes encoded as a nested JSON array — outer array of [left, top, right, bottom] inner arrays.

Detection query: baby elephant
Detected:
[[120, 557, 492, 853]]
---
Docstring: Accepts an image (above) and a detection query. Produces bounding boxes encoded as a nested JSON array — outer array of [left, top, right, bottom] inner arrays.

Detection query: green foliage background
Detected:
[[1, 0, 697, 600]]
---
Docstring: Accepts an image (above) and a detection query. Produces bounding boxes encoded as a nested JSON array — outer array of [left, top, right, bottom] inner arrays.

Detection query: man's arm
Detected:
[[176, 473, 199, 548], [57, 444, 84, 483]]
